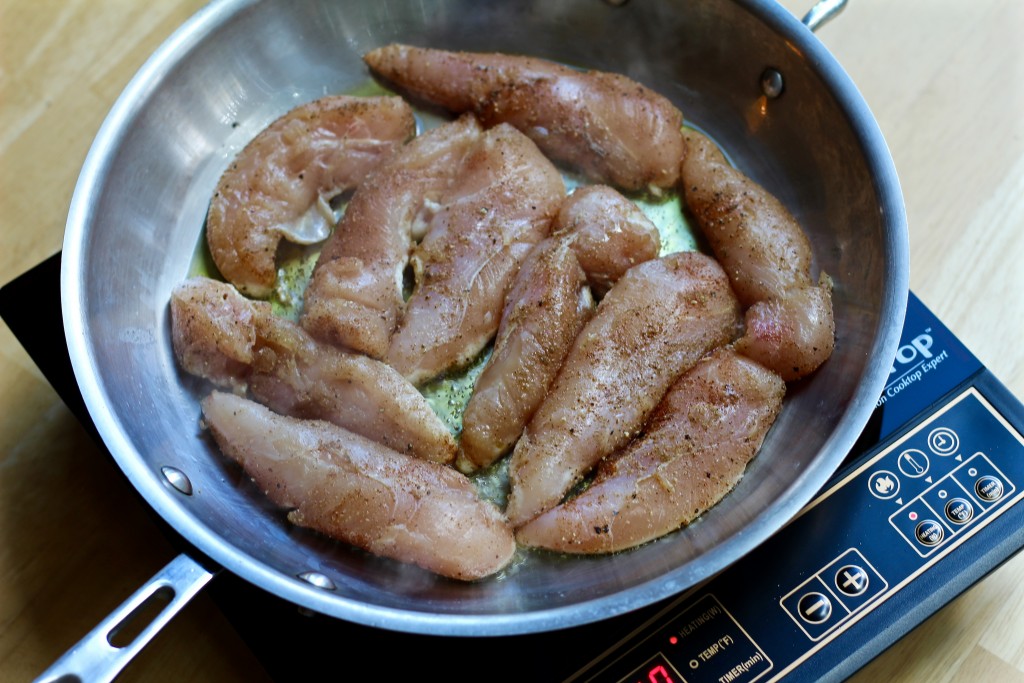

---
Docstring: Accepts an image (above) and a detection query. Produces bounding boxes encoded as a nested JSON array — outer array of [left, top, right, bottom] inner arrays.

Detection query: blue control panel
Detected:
[[571, 296, 1024, 682]]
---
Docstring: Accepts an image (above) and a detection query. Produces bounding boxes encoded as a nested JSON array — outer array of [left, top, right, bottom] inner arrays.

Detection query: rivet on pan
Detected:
[[298, 571, 337, 591], [761, 68, 785, 99], [161, 466, 193, 496]]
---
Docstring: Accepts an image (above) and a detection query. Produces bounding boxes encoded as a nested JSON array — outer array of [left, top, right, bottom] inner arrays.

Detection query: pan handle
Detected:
[[801, 0, 849, 32], [34, 553, 216, 683]]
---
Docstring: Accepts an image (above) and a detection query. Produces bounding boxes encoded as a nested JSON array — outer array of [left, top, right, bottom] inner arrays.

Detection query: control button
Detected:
[[897, 449, 929, 478], [944, 498, 974, 525], [976, 476, 1005, 502], [915, 520, 945, 547], [834, 565, 869, 597], [797, 592, 833, 624], [868, 470, 900, 499], [928, 427, 959, 456]]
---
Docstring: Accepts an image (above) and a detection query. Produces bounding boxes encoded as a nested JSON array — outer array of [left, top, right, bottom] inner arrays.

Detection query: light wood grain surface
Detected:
[[1, 0, 1022, 681]]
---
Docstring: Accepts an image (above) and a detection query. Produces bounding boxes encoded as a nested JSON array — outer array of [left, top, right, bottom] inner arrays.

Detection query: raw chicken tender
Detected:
[[516, 348, 784, 553], [386, 122, 565, 385], [207, 95, 414, 297], [735, 282, 835, 381], [170, 278, 256, 392], [506, 252, 742, 527], [681, 129, 834, 380], [301, 114, 484, 358], [364, 44, 686, 192], [201, 392, 515, 581], [457, 185, 659, 473], [171, 278, 455, 463], [457, 239, 593, 473], [554, 185, 661, 296]]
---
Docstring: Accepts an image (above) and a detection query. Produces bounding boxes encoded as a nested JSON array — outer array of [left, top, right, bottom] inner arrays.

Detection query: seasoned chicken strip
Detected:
[[506, 252, 742, 526], [207, 95, 414, 297], [364, 44, 686, 192], [735, 282, 835, 382], [386, 122, 565, 385], [171, 278, 455, 463], [457, 186, 658, 473], [201, 392, 515, 581], [170, 278, 256, 392], [681, 129, 835, 380], [301, 114, 483, 358], [516, 348, 784, 553], [554, 185, 661, 296], [457, 239, 593, 473], [681, 129, 811, 304]]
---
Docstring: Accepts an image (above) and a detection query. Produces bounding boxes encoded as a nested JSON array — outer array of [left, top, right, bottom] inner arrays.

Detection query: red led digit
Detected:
[[648, 664, 675, 683]]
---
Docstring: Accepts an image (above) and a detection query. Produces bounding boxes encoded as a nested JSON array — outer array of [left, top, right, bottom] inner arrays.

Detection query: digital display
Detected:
[[604, 595, 773, 683], [625, 654, 679, 683]]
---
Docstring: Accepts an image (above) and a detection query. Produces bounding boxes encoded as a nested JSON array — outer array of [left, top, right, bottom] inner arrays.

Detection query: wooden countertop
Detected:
[[1, 0, 1022, 681]]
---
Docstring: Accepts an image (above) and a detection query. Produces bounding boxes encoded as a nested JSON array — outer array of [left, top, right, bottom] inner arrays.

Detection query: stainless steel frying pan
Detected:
[[48, 0, 907, 679]]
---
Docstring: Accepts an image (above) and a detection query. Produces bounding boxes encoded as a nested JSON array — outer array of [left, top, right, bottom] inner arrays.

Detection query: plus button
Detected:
[[835, 565, 869, 596]]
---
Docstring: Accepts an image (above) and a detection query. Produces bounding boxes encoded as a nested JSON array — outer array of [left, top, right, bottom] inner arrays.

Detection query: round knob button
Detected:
[[834, 565, 870, 597], [944, 498, 974, 525], [797, 592, 833, 624], [915, 520, 944, 547], [975, 476, 1004, 502]]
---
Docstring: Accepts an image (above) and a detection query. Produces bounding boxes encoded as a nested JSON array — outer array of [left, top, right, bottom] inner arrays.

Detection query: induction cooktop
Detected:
[[5, 254, 1023, 682]]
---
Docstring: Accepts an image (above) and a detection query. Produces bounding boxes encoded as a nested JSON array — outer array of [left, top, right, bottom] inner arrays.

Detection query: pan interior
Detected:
[[62, 0, 907, 635]]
